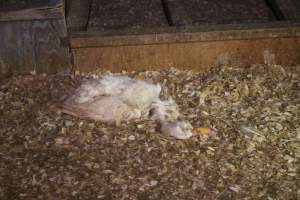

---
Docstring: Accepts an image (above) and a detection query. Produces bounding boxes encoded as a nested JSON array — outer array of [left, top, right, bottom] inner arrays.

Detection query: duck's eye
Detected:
[[149, 108, 156, 117]]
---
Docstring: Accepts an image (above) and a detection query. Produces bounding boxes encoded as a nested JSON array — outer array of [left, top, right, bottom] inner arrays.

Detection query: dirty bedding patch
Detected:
[[0, 65, 299, 199]]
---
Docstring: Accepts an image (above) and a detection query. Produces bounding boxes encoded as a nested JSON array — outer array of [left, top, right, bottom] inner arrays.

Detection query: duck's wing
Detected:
[[120, 80, 161, 111], [61, 98, 110, 122], [62, 96, 141, 124], [67, 75, 134, 104]]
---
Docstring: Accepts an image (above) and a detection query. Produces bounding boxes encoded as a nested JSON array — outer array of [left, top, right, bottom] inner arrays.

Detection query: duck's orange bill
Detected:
[[192, 127, 212, 136]]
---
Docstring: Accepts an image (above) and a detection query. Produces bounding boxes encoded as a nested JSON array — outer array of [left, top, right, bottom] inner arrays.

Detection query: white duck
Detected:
[[62, 75, 193, 139]]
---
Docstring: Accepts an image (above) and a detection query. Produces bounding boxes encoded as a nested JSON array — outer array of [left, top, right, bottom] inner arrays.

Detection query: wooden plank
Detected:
[[0, 0, 64, 22], [72, 37, 300, 73], [88, 0, 168, 31], [0, 0, 53, 11], [164, 0, 275, 26], [0, 0, 71, 78], [71, 23, 300, 48], [71, 23, 300, 73], [66, 0, 92, 31], [0, 19, 71, 78]]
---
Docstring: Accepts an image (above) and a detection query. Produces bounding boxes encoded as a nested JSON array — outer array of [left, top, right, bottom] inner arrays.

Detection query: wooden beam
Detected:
[[72, 37, 300, 73], [71, 23, 300, 48], [0, 0, 64, 22], [71, 23, 300, 73]]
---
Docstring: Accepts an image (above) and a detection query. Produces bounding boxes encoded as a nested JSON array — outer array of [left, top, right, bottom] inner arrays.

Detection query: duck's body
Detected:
[[68, 75, 161, 111], [62, 75, 193, 139], [63, 95, 142, 125]]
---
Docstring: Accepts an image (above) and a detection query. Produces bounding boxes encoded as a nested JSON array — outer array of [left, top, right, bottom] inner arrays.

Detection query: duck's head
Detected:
[[150, 97, 180, 122], [160, 121, 193, 140]]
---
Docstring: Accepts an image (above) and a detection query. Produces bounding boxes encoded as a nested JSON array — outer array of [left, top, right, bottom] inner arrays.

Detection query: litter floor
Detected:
[[0, 65, 299, 199]]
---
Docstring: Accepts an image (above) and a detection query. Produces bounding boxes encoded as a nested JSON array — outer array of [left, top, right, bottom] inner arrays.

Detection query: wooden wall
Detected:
[[0, 0, 71, 78], [71, 23, 300, 73]]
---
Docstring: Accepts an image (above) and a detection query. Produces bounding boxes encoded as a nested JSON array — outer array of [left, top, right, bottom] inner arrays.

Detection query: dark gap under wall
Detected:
[[65, 0, 70, 18]]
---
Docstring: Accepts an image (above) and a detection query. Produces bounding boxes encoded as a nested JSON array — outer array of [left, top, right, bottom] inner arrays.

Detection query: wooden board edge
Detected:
[[71, 23, 300, 48], [0, 0, 64, 22]]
